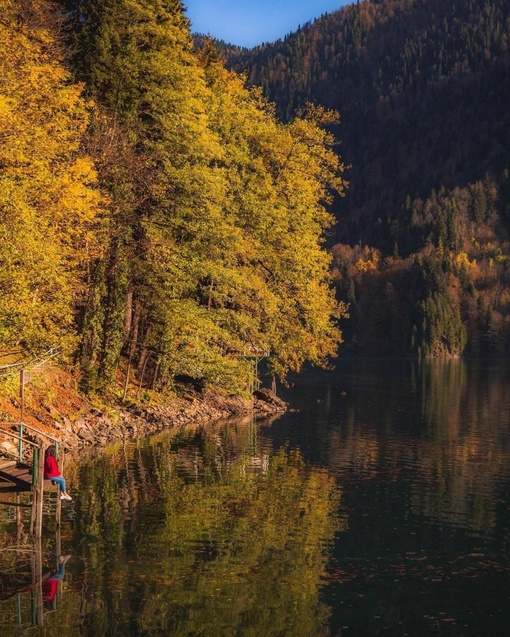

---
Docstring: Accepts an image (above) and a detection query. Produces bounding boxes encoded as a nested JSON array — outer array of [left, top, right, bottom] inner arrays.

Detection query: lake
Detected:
[[1, 358, 510, 636]]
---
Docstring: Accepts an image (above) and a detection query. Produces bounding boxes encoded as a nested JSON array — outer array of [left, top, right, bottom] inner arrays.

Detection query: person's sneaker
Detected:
[[60, 494, 66, 500], [64, 494, 72, 501]]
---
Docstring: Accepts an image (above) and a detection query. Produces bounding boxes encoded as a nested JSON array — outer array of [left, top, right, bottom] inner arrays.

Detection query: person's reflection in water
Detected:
[[43, 555, 71, 604]]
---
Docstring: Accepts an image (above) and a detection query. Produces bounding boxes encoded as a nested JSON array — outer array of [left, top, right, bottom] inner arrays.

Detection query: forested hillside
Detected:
[[224, 0, 510, 356], [0, 0, 347, 398]]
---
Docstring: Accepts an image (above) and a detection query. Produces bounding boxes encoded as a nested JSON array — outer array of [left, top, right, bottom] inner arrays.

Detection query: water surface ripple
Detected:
[[1, 358, 510, 636]]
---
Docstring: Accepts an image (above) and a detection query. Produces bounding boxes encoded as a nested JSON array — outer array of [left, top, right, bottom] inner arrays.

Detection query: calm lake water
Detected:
[[2, 358, 510, 636]]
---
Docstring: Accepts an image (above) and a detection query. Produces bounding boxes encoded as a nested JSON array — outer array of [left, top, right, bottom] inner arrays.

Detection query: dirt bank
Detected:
[[55, 388, 287, 452], [0, 367, 287, 456]]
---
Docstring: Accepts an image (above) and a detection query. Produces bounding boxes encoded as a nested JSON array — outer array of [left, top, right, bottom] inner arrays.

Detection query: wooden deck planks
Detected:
[[0, 461, 57, 492]]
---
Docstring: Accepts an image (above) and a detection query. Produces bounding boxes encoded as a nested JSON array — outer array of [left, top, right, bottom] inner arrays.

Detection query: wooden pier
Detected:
[[0, 423, 67, 629], [0, 422, 62, 538], [0, 459, 32, 492], [0, 354, 68, 628]]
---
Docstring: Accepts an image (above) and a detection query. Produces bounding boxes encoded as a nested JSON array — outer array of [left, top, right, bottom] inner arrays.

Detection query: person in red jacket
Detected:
[[44, 445, 72, 501]]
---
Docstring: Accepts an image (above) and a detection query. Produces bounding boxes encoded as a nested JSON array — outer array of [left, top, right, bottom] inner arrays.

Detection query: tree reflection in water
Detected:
[[68, 419, 346, 636]]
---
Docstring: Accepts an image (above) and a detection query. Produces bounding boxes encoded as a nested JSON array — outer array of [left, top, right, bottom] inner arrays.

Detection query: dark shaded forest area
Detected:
[[221, 0, 510, 356]]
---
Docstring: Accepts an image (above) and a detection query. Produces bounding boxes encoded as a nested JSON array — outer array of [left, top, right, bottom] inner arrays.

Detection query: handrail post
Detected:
[[30, 441, 45, 541], [20, 369, 25, 422], [18, 422, 24, 462], [32, 446, 38, 487], [35, 443, 45, 542]]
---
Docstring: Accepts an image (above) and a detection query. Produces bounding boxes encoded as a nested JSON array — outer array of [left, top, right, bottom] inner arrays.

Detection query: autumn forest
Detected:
[[0, 0, 348, 397], [2, 0, 509, 403]]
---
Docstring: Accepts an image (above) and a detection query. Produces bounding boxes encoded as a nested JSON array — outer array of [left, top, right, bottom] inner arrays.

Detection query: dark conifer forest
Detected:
[[222, 0, 510, 356]]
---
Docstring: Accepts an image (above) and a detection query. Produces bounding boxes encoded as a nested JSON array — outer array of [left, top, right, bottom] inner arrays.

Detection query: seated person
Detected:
[[44, 445, 72, 501]]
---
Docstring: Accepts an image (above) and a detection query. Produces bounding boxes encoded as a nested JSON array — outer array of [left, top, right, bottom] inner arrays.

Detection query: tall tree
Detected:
[[0, 0, 102, 355], [71, 0, 226, 390], [198, 47, 348, 379], [71, 2, 347, 394]]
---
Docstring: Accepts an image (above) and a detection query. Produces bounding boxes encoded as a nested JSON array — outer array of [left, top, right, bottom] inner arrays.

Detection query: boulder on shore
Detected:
[[253, 388, 288, 413]]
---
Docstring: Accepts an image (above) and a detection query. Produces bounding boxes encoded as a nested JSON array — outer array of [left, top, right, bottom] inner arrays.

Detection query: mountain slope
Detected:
[[225, 0, 510, 244], [221, 0, 510, 356]]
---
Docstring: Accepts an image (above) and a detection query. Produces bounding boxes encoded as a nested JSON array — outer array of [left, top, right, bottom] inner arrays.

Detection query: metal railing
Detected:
[[0, 421, 59, 461], [0, 428, 40, 449], [0, 348, 59, 380], [0, 429, 40, 486]]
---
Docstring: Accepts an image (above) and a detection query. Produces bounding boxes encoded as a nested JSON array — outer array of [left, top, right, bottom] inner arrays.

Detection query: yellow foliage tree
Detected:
[[0, 0, 103, 354], [200, 48, 349, 380]]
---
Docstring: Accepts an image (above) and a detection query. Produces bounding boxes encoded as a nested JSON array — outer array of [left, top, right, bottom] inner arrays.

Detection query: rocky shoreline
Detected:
[[0, 364, 288, 462], [41, 388, 288, 454]]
